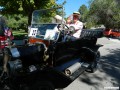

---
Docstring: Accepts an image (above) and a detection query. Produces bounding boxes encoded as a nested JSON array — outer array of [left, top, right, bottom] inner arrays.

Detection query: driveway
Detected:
[[61, 37, 120, 90]]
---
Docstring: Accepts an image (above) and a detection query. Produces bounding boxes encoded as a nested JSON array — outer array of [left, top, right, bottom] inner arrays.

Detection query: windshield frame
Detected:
[[31, 7, 64, 24]]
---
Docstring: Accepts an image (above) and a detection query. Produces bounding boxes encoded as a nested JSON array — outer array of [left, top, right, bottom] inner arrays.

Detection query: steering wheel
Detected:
[[69, 26, 75, 32], [67, 26, 76, 35]]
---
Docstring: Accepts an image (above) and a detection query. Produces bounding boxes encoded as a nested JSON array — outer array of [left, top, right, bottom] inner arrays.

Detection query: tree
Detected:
[[89, 0, 120, 28], [78, 5, 89, 23], [7, 14, 28, 31], [0, 0, 58, 25]]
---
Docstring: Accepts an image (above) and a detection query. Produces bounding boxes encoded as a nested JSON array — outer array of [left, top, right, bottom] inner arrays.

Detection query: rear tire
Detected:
[[86, 51, 100, 73]]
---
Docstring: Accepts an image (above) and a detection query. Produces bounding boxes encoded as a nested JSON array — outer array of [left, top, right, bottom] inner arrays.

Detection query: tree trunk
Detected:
[[25, 11, 33, 32], [28, 12, 32, 26]]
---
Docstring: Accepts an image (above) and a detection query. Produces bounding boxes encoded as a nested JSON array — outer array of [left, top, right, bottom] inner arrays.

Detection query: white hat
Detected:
[[73, 11, 80, 15]]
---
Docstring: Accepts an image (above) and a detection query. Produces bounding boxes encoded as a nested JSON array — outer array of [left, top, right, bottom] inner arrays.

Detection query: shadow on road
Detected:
[[100, 48, 120, 85], [79, 73, 104, 90], [78, 48, 120, 90]]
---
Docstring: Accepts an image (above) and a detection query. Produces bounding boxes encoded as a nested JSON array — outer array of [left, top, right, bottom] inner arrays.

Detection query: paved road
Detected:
[[61, 37, 120, 90]]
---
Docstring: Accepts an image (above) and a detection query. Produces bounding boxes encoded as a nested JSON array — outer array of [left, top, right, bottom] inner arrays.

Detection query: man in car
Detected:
[[72, 11, 83, 38], [63, 12, 83, 41]]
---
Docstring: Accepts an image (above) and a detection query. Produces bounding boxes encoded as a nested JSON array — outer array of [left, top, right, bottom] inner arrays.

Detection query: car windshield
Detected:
[[31, 24, 57, 35], [29, 7, 64, 40], [31, 7, 63, 24]]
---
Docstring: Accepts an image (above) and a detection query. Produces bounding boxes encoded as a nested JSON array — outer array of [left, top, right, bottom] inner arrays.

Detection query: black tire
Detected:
[[79, 47, 97, 62], [91, 37, 97, 45], [30, 81, 55, 90], [86, 51, 100, 73]]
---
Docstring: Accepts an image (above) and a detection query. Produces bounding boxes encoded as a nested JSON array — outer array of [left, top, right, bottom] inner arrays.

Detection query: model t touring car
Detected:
[[0, 7, 102, 90]]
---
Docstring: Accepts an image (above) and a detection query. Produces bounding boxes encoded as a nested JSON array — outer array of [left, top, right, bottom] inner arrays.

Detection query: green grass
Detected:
[[13, 30, 28, 35], [13, 30, 28, 40]]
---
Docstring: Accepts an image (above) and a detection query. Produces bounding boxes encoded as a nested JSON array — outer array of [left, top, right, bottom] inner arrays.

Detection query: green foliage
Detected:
[[77, 0, 120, 29], [86, 17, 96, 28], [0, 0, 58, 25], [78, 5, 89, 23], [6, 14, 28, 30], [89, 0, 120, 28]]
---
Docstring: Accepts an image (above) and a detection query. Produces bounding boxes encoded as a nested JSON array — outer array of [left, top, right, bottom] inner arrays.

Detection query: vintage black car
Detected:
[[0, 7, 103, 90]]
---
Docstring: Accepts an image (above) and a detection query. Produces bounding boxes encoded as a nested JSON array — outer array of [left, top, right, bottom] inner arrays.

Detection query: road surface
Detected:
[[61, 37, 120, 90]]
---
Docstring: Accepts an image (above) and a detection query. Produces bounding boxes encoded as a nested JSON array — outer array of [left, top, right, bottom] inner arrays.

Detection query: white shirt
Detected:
[[68, 21, 83, 38]]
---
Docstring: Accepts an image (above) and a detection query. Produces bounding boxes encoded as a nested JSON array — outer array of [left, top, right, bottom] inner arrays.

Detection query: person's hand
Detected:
[[66, 19, 72, 24]]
